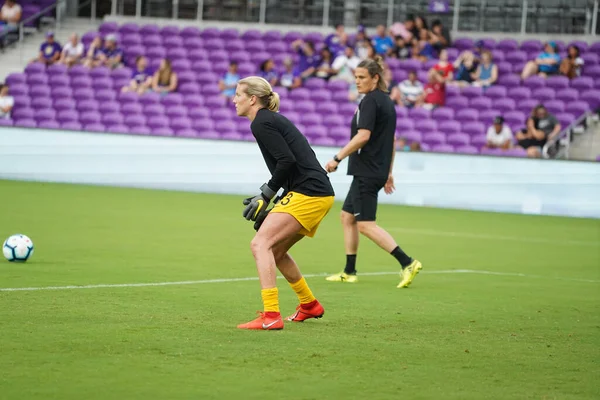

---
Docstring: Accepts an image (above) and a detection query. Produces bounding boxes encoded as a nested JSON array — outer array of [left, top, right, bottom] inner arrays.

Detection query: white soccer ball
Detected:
[[3, 234, 34, 262]]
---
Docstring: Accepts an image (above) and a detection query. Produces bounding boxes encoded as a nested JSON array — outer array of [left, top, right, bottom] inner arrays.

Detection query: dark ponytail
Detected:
[[357, 55, 388, 93]]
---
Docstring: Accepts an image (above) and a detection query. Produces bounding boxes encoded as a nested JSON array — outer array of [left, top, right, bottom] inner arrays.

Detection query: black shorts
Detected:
[[342, 176, 387, 222]]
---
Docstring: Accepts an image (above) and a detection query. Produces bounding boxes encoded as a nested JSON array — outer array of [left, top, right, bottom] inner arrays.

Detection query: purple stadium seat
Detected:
[[27, 74, 48, 86], [523, 75, 546, 89], [12, 108, 35, 120], [92, 78, 113, 91], [516, 99, 538, 112], [494, 98, 516, 112], [569, 40, 588, 53], [204, 97, 225, 109], [305, 78, 327, 90], [584, 65, 600, 78], [304, 32, 323, 42], [470, 97, 492, 111], [171, 60, 192, 73], [520, 40, 543, 53], [122, 34, 142, 47], [497, 39, 519, 52], [491, 50, 505, 62], [229, 50, 250, 62], [566, 101, 590, 116], [415, 119, 437, 132], [170, 117, 192, 131], [47, 63, 67, 77], [455, 108, 479, 122], [124, 115, 146, 128], [246, 40, 266, 52], [484, 86, 507, 99], [79, 111, 102, 125], [545, 76, 569, 90], [25, 63, 45, 75], [571, 76, 594, 90], [503, 111, 526, 125], [267, 41, 287, 54], [580, 89, 600, 109], [181, 26, 201, 38], [312, 90, 331, 102], [455, 145, 479, 155], [90, 66, 111, 79], [164, 36, 184, 49], [102, 113, 124, 126], [147, 115, 170, 129], [143, 103, 166, 116], [431, 107, 454, 121], [329, 126, 348, 140], [400, 130, 421, 143], [446, 96, 469, 110], [470, 134, 487, 147], [204, 38, 225, 51], [71, 75, 93, 88], [462, 122, 486, 136], [161, 93, 183, 107], [121, 103, 143, 115], [422, 132, 446, 145], [106, 125, 129, 134], [0, 118, 14, 127], [555, 88, 579, 102], [139, 24, 160, 36], [33, 108, 56, 122], [294, 101, 315, 113], [308, 126, 328, 138], [201, 27, 220, 39], [446, 85, 460, 98], [498, 74, 521, 88], [508, 86, 531, 99], [446, 133, 470, 146], [409, 107, 431, 120], [431, 144, 455, 153], [497, 62, 512, 76], [544, 100, 566, 114], [240, 29, 261, 41], [505, 51, 527, 64], [94, 90, 115, 103], [6, 73, 26, 85], [312, 137, 336, 147], [289, 88, 311, 101], [532, 87, 556, 100], [461, 86, 483, 99], [438, 120, 460, 135], [160, 25, 180, 37], [31, 97, 52, 109], [453, 38, 473, 51], [76, 99, 100, 112], [61, 121, 82, 130], [54, 98, 76, 111], [582, 53, 599, 66], [262, 30, 283, 42], [318, 102, 338, 115], [130, 126, 151, 135], [146, 47, 166, 59], [184, 38, 205, 51], [30, 86, 51, 98], [283, 31, 303, 43], [57, 110, 79, 123], [13, 95, 30, 108], [165, 106, 187, 119], [301, 114, 322, 127], [15, 119, 37, 128], [83, 123, 105, 132]]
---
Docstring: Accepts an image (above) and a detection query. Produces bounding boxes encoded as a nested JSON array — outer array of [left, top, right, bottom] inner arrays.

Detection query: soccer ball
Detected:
[[3, 234, 34, 262]]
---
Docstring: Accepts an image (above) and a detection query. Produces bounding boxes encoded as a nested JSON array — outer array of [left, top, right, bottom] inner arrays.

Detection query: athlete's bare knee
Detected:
[[357, 221, 376, 235], [250, 234, 271, 257], [341, 211, 356, 226]]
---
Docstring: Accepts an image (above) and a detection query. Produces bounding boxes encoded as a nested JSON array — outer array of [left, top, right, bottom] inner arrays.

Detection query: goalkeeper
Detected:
[[234, 76, 335, 331]]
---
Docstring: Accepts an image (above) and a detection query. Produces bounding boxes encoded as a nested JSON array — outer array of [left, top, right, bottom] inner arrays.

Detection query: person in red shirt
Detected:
[[418, 69, 445, 110], [431, 49, 453, 82]]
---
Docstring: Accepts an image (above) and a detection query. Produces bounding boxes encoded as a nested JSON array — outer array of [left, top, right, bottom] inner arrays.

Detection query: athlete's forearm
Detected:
[[336, 130, 371, 161]]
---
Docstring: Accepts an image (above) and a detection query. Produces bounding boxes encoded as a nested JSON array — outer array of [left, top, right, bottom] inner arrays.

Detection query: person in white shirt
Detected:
[[331, 45, 361, 84], [398, 70, 424, 107], [0, 0, 22, 28], [0, 83, 14, 119], [485, 116, 513, 149], [60, 33, 84, 67]]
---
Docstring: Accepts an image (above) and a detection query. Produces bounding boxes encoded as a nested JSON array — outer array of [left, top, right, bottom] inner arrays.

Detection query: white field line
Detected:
[[0, 269, 598, 292], [388, 227, 599, 247]]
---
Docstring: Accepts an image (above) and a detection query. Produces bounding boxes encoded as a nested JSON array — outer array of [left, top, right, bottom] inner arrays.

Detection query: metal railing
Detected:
[[109, 0, 600, 34], [542, 111, 592, 159], [0, 0, 65, 43]]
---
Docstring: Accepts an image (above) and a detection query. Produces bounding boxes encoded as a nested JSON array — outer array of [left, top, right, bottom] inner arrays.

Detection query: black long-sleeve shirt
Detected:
[[251, 108, 334, 197]]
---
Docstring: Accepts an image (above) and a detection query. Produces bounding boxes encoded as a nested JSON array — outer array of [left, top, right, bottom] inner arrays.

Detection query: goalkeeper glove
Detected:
[[242, 183, 277, 221]]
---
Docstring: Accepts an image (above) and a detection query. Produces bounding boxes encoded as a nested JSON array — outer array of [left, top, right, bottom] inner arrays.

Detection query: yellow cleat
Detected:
[[325, 272, 358, 283], [397, 259, 422, 288]]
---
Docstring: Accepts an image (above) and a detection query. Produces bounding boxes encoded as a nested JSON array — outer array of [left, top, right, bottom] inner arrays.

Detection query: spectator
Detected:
[[432, 49, 454, 82], [398, 70, 424, 108], [560, 45, 584, 79], [521, 41, 560, 79], [383, 67, 401, 104], [414, 15, 428, 31], [0, 0, 21, 34], [412, 29, 437, 62], [372, 24, 394, 55], [364, 42, 377, 60], [390, 18, 415, 43], [390, 36, 410, 59], [430, 19, 451, 52], [354, 25, 371, 59], [396, 136, 421, 152], [331, 45, 361, 84], [324, 23, 345, 55], [329, 32, 349, 58], [485, 116, 513, 150], [279, 57, 301, 90], [219, 61, 239, 100], [314, 48, 334, 80], [419, 69, 446, 110], [59, 33, 84, 67], [291, 39, 319, 80], [33, 31, 61, 66], [472, 50, 498, 87], [259, 58, 278, 87], [122, 55, 152, 95], [83, 36, 104, 68], [101, 34, 123, 69], [0, 83, 13, 119], [516, 104, 561, 158], [151, 58, 178, 96], [450, 50, 478, 87]]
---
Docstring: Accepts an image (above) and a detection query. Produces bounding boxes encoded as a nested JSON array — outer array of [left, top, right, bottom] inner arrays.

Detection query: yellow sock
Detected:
[[289, 277, 316, 305], [261, 287, 280, 313]]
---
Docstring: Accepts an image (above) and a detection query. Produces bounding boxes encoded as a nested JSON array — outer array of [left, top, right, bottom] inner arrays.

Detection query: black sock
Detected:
[[391, 246, 412, 268], [344, 254, 357, 275]]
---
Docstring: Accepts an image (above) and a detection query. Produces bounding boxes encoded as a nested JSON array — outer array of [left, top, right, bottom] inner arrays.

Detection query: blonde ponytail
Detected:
[[238, 76, 280, 112]]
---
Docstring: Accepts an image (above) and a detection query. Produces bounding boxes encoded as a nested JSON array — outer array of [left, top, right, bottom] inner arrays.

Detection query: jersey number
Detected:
[[280, 192, 294, 206]]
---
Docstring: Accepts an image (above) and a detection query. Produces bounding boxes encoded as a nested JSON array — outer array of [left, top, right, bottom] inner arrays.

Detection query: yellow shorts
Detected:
[[270, 192, 335, 237]]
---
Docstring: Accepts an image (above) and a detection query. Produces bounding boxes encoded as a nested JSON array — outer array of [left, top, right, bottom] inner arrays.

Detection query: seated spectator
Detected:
[[516, 104, 561, 158], [0, 0, 21, 33], [33, 31, 61, 66], [412, 29, 437, 62], [314, 48, 335, 80], [472, 50, 498, 87], [324, 23, 345, 56], [59, 33, 84, 67], [83, 36, 104, 68], [331, 45, 360, 84], [372, 24, 394, 55], [430, 19, 451, 52], [450, 50, 478, 87], [414, 15, 428, 31], [396, 136, 421, 152], [259, 58, 278, 87], [384, 67, 401, 104], [354, 25, 371, 59], [390, 36, 410, 59], [398, 70, 424, 107], [521, 42, 560, 79], [560, 45, 584, 79], [390, 17, 415, 43], [329, 32, 349, 58], [0, 83, 14, 119], [485, 116, 513, 150], [151, 58, 178, 96], [101, 34, 123, 69], [279, 57, 301, 90], [432, 49, 454, 82], [219, 61, 239, 100], [122, 55, 152, 95], [418, 69, 446, 110], [364, 42, 377, 60], [291, 39, 319, 80]]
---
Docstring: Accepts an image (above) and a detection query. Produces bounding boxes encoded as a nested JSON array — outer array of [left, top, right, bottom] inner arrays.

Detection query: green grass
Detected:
[[0, 179, 598, 400]]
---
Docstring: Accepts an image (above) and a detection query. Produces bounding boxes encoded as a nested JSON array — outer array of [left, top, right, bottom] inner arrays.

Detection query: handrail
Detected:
[[542, 111, 590, 159], [0, 2, 58, 41]]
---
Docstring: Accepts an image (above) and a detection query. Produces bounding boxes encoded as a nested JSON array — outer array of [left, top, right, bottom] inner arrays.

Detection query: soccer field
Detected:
[[0, 179, 598, 400]]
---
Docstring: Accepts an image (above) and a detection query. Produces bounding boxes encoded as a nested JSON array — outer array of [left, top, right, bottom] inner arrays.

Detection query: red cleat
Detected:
[[286, 300, 324, 322], [237, 311, 284, 330]]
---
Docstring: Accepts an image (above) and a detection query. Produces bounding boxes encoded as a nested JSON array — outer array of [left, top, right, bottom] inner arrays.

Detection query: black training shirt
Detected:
[[251, 108, 335, 197], [348, 89, 397, 178]]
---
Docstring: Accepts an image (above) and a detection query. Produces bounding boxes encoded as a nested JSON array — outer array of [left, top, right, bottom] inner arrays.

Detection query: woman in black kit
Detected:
[[324, 57, 422, 288]]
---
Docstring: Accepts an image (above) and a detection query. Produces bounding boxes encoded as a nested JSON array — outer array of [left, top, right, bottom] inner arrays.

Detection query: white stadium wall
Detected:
[[1, 128, 600, 219]]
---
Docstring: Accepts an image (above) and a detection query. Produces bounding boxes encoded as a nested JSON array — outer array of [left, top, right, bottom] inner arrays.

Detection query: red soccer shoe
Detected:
[[237, 311, 284, 330], [286, 300, 324, 322]]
